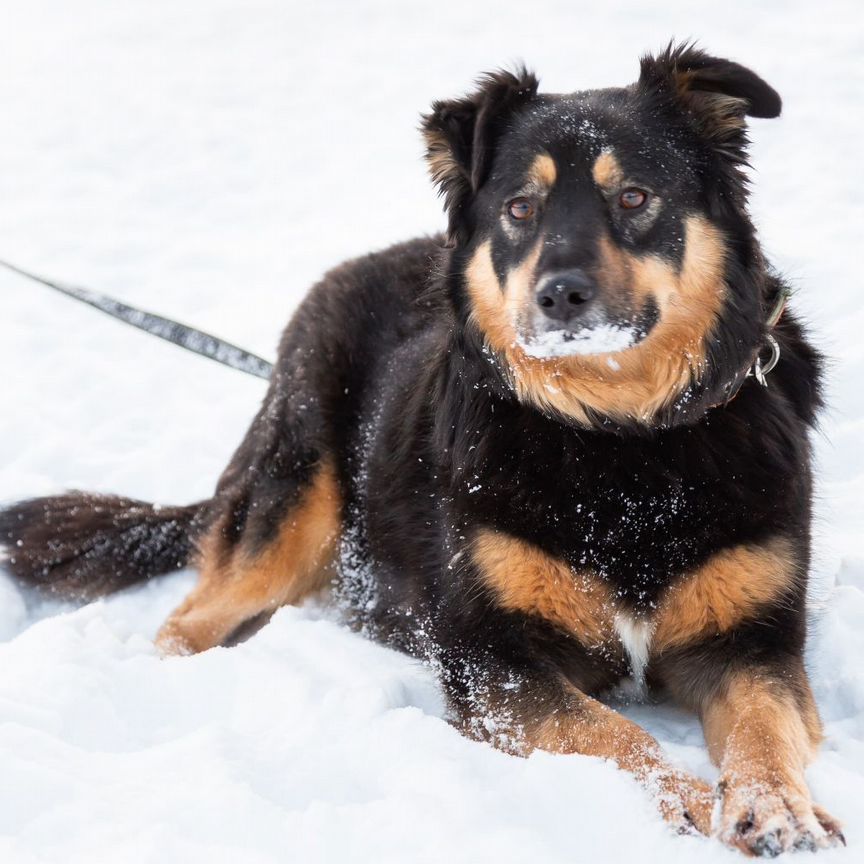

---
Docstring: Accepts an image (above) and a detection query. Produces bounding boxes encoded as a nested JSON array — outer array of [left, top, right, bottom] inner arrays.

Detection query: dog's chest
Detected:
[[530, 566, 675, 690], [612, 611, 654, 689], [568, 578, 666, 688], [475, 515, 789, 693], [498, 482, 712, 608], [470, 434, 731, 605], [476, 526, 792, 695], [474, 527, 690, 686]]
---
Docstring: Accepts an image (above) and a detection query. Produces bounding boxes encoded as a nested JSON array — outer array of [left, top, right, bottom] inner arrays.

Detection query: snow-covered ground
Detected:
[[1, 1, 862, 861]]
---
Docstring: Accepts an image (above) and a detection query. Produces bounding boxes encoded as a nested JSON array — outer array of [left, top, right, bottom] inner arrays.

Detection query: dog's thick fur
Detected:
[[0, 44, 844, 855]]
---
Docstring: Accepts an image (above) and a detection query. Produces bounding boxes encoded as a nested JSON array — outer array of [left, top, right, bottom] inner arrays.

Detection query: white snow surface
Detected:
[[1, 2, 862, 861]]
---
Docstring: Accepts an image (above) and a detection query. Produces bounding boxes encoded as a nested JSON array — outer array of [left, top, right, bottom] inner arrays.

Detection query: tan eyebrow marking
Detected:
[[528, 152, 557, 188], [592, 149, 624, 188]]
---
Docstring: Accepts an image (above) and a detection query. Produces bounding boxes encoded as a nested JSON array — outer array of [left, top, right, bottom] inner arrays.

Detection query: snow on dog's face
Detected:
[[422, 45, 782, 428]]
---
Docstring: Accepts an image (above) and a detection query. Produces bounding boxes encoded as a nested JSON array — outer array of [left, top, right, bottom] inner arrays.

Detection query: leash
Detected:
[[0, 258, 274, 380]]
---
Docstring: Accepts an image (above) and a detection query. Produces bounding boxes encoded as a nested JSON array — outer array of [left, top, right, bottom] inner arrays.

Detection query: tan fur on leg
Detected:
[[462, 679, 713, 836], [532, 692, 714, 835], [156, 461, 341, 655], [702, 668, 844, 855]]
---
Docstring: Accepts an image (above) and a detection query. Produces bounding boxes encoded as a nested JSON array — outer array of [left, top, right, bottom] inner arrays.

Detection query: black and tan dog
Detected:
[[0, 44, 844, 855]]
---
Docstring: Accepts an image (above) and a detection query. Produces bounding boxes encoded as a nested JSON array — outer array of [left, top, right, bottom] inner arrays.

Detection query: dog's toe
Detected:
[[812, 803, 845, 847]]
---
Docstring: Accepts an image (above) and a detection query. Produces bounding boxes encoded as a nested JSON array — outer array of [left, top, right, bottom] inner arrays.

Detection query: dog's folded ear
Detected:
[[638, 42, 781, 151], [421, 67, 538, 243]]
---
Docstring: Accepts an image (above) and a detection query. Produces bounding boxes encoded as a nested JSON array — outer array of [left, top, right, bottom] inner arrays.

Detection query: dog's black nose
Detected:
[[535, 270, 596, 322]]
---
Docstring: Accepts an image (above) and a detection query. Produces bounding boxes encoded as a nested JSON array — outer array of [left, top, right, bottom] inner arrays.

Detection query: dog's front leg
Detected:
[[443, 657, 714, 835], [701, 665, 844, 855]]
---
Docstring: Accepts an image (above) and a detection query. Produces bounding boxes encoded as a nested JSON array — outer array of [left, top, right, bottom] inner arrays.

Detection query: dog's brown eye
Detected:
[[507, 197, 535, 221], [619, 188, 648, 210]]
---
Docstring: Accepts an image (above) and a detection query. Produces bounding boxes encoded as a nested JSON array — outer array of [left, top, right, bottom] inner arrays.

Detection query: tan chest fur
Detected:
[[474, 529, 798, 675]]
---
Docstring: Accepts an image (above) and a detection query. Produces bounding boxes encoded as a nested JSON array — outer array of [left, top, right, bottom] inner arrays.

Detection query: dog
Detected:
[[0, 43, 844, 856]]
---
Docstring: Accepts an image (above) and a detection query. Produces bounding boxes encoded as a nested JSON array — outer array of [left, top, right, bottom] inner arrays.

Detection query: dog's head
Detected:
[[422, 43, 782, 428]]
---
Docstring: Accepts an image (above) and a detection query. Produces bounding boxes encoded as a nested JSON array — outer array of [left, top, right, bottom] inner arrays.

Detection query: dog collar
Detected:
[[719, 286, 790, 406]]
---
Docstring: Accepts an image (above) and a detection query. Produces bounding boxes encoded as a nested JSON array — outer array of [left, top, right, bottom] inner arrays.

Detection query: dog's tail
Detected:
[[0, 492, 208, 599]]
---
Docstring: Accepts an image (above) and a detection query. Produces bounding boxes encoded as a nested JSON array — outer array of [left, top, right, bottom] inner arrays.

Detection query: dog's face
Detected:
[[423, 45, 782, 428]]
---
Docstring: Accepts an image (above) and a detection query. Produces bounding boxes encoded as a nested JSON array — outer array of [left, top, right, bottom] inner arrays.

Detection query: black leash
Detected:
[[0, 258, 274, 380]]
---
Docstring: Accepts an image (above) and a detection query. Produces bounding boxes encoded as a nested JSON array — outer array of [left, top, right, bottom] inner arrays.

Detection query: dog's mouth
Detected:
[[515, 304, 658, 361]]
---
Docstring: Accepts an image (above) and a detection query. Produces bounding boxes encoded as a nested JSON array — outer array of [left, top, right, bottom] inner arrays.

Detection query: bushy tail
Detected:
[[0, 492, 207, 599]]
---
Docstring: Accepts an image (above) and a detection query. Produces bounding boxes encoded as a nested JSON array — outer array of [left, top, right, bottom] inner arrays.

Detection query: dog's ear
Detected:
[[638, 43, 780, 153], [421, 67, 538, 243]]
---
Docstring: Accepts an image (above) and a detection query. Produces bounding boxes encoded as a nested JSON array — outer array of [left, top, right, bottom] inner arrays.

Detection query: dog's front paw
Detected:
[[649, 770, 714, 837], [154, 620, 199, 656], [714, 779, 845, 856]]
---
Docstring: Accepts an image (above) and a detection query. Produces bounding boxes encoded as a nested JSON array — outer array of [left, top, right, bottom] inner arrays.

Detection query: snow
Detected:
[[0, 1, 862, 861], [517, 320, 639, 358]]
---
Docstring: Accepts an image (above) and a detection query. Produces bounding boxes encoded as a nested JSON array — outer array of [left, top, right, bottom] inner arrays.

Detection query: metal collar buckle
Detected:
[[748, 288, 789, 387], [749, 333, 781, 387]]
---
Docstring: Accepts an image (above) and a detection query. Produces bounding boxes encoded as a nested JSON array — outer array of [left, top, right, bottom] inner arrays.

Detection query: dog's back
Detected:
[[1, 236, 444, 605]]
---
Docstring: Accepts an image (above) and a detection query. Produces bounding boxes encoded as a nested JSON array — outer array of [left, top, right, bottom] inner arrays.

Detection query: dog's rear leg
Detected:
[[155, 459, 341, 655]]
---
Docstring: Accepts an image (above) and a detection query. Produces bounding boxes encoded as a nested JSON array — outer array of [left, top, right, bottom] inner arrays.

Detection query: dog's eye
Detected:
[[507, 198, 535, 221], [618, 188, 648, 210]]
